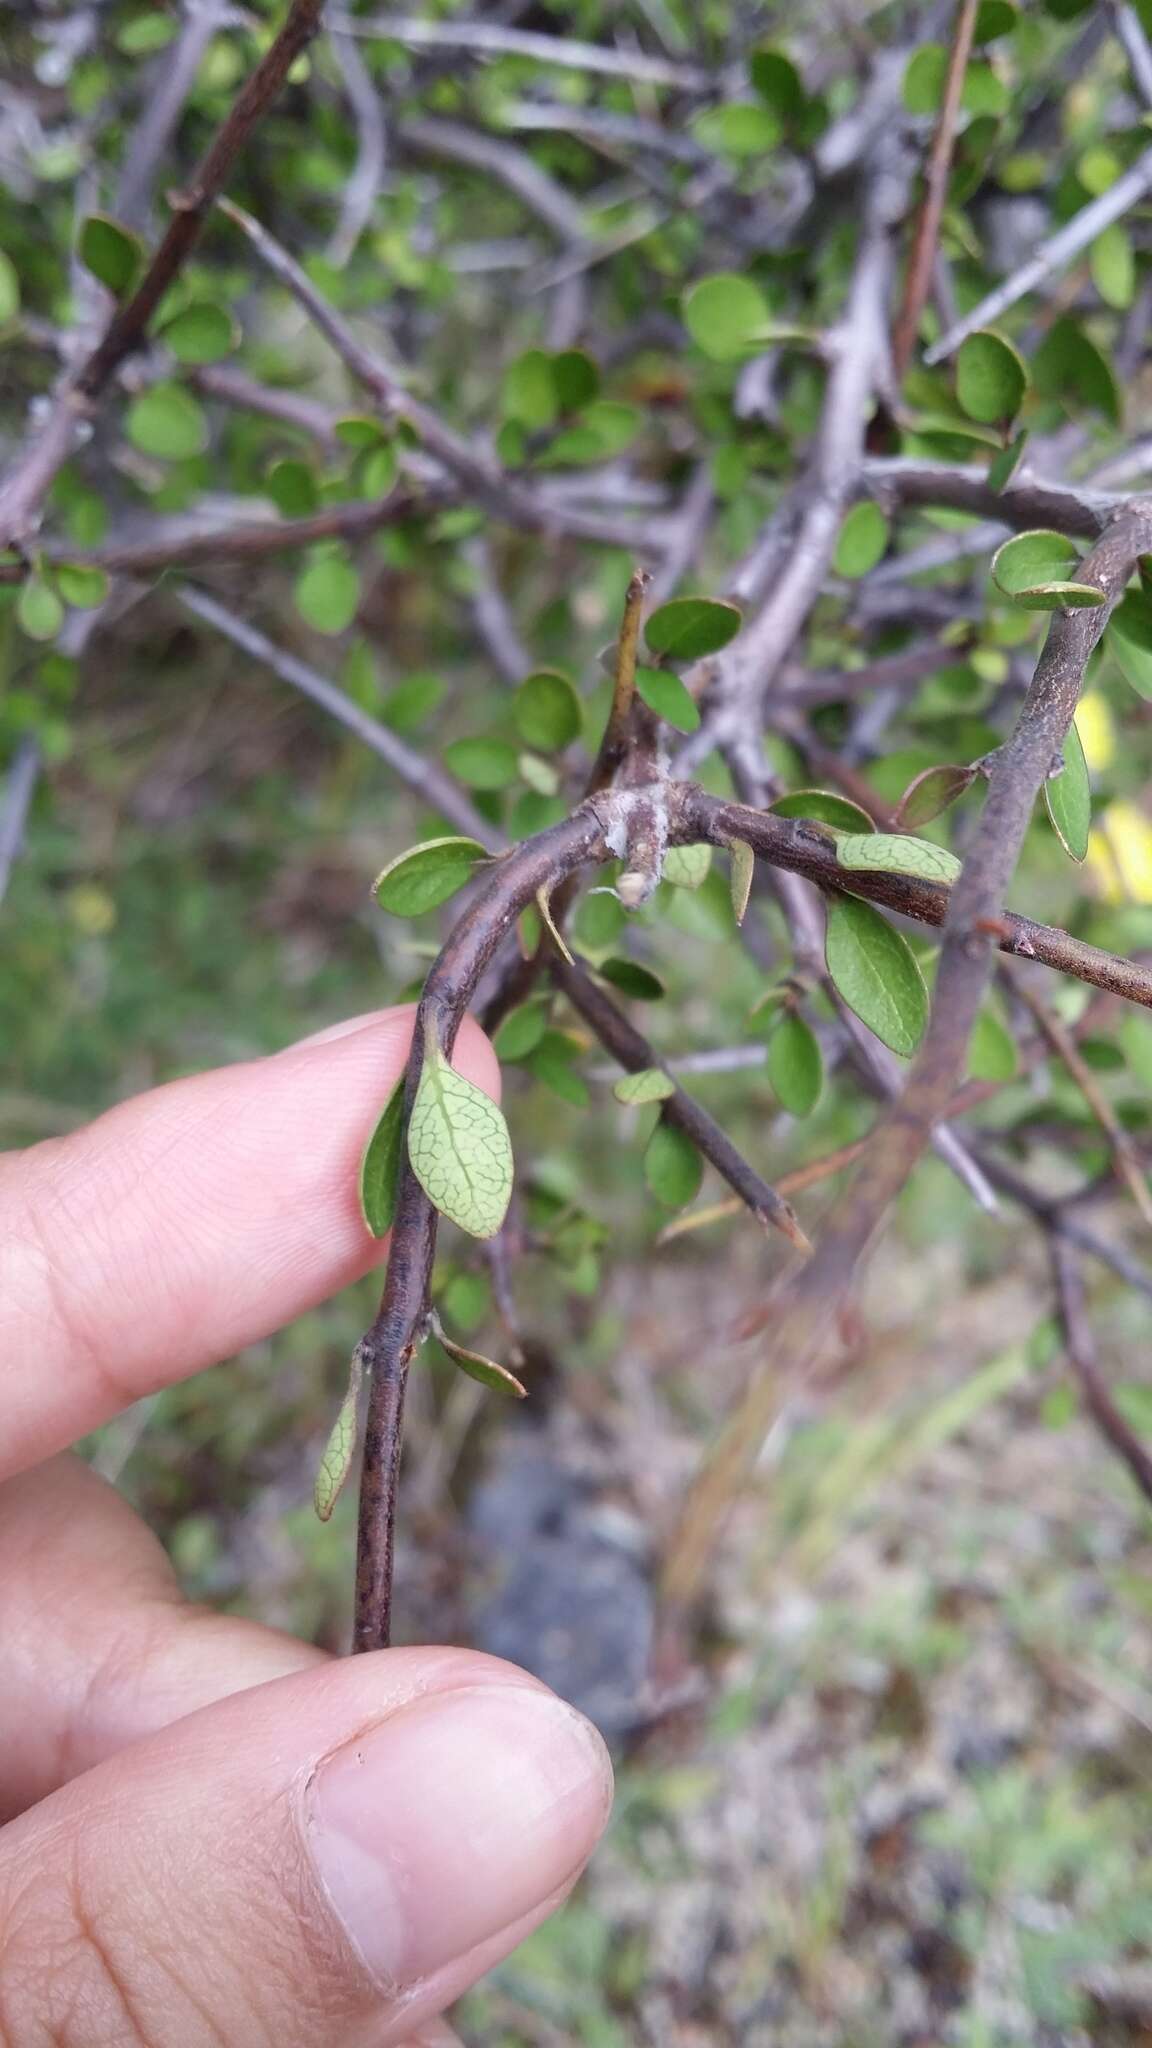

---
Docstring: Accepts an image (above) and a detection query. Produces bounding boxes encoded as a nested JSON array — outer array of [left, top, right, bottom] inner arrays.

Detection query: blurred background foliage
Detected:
[[7, 0, 1152, 2039]]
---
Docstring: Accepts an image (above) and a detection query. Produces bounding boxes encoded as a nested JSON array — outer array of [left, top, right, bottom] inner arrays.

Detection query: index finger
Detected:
[[0, 1008, 499, 1480]]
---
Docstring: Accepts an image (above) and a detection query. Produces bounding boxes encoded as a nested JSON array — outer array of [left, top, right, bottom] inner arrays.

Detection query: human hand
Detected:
[[0, 1007, 613, 2047]]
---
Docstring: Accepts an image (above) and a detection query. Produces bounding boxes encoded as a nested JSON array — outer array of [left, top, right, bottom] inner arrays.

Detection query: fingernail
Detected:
[[305, 1685, 612, 1990]]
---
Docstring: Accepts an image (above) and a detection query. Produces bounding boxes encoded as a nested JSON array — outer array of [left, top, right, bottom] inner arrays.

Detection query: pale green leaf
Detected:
[[408, 1022, 514, 1237], [644, 1119, 703, 1208], [729, 838, 755, 924], [1043, 718, 1091, 861], [432, 1317, 526, 1397], [663, 843, 712, 889], [614, 1067, 675, 1105], [836, 832, 961, 884], [767, 1012, 823, 1116], [314, 1345, 364, 1521]]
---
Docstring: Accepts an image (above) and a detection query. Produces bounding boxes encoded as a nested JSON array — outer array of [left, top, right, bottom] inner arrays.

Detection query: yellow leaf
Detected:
[[1075, 693, 1115, 774], [1086, 800, 1152, 903]]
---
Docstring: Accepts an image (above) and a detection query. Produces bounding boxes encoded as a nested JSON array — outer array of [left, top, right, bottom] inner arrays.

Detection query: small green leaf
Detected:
[[767, 1012, 823, 1116], [644, 597, 742, 662], [825, 896, 928, 1056], [433, 1320, 526, 1398], [1108, 596, 1152, 699], [552, 349, 599, 410], [78, 212, 144, 295], [503, 348, 558, 429], [1043, 718, 1090, 861], [598, 957, 666, 1000], [528, 1028, 589, 1105], [1033, 316, 1120, 425], [663, 843, 712, 889], [975, 0, 1018, 38], [749, 45, 806, 118], [836, 832, 962, 884], [635, 665, 700, 734], [729, 839, 755, 924], [518, 751, 559, 796], [681, 273, 774, 359], [955, 329, 1028, 424], [1091, 223, 1135, 311], [125, 382, 209, 460], [373, 836, 486, 917], [644, 1118, 703, 1208], [771, 788, 875, 831], [834, 501, 889, 578], [443, 736, 519, 790], [895, 762, 977, 829], [969, 1004, 1018, 1082], [614, 1067, 675, 1105], [160, 300, 239, 363], [334, 413, 389, 449], [693, 101, 782, 157], [408, 1022, 514, 1238], [16, 576, 63, 642], [987, 430, 1028, 492], [54, 562, 109, 609], [0, 250, 20, 322], [493, 1001, 549, 1061], [359, 1080, 406, 1237], [902, 43, 947, 113], [990, 529, 1103, 610], [314, 1346, 364, 1522], [513, 669, 582, 751], [266, 457, 319, 517], [294, 554, 360, 634]]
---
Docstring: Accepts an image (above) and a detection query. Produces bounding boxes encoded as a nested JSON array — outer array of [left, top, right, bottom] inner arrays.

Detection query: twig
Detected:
[[334, 16, 714, 90], [1052, 1239, 1152, 1503], [0, 0, 325, 548], [23, 488, 429, 578], [0, 738, 41, 911], [1112, 2, 1152, 107], [219, 199, 671, 553], [463, 536, 532, 685], [114, 0, 229, 230], [354, 806, 609, 1651], [682, 789, 1152, 1011], [396, 116, 589, 245], [1008, 970, 1152, 1229], [325, 21, 388, 267], [890, 0, 980, 380], [924, 141, 1152, 362], [174, 585, 495, 841], [861, 456, 1120, 537], [551, 953, 811, 1254]]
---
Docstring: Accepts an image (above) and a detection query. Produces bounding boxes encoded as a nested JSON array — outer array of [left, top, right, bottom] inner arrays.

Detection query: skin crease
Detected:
[[0, 1007, 614, 2048]]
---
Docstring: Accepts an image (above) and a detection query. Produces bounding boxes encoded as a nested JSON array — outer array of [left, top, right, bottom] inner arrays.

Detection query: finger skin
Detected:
[[0, 1455, 326, 1820], [0, 1652, 613, 2048], [0, 1008, 498, 1479]]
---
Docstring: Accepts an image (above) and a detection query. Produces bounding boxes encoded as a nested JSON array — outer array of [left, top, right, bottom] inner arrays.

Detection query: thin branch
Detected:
[[219, 199, 671, 553], [114, 0, 230, 231], [24, 488, 429, 578], [335, 16, 714, 90], [586, 568, 649, 795], [1111, 2, 1152, 107], [173, 585, 495, 842], [1008, 969, 1152, 1230], [550, 953, 811, 1254], [924, 140, 1152, 362], [0, 0, 325, 548], [861, 456, 1119, 537], [694, 151, 904, 749], [396, 116, 589, 245], [891, 0, 980, 380], [1052, 1239, 1152, 1503], [463, 536, 532, 686], [325, 21, 388, 267], [682, 789, 1152, 1011], [0, 738, 41, 911], [354, 806, 609, 1652]]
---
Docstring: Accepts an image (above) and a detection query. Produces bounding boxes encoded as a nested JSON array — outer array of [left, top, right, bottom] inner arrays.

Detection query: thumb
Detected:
[[0, 1648, 612, 2047]]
